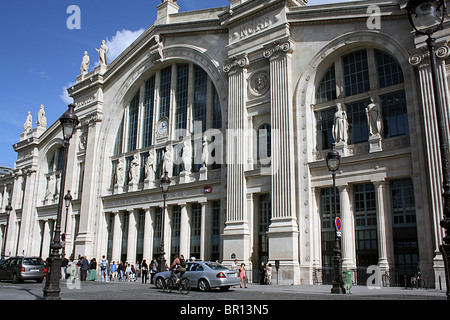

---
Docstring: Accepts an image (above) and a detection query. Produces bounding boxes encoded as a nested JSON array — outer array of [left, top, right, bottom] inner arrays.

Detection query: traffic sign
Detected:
[[335, 217, 342, 231]]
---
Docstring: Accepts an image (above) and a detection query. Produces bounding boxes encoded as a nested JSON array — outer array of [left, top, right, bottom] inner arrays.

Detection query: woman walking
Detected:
[[239, 263, 247, 288]]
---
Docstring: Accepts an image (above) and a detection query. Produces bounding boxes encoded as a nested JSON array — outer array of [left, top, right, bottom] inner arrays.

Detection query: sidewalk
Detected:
[[242, 283, 447, 299]]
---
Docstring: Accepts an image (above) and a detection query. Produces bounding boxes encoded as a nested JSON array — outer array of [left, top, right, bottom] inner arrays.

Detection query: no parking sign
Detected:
[[335, 217, 342, 237]]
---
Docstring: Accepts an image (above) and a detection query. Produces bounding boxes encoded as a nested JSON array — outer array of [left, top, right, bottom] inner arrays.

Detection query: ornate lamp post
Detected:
[[42, 104, 79, 300], [158, 171, 171, 273], [1, 203, 12, 260], [326, 143, 345, 294], [405, 0, 450, 299], [62, 190, 72, 257]]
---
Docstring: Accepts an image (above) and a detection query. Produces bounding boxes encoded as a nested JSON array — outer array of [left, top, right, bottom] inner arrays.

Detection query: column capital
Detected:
[[409, 41, 450, 68], [223, 53, 249, 73], [263, 37, 294, 60]]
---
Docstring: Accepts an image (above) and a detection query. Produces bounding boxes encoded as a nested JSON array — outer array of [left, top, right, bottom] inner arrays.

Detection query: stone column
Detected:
[[264, 38, 300, 284], [222, 53, 251, 264], [41, 220, 51, 260], [111, 211, 122, 263], [373, 181, 394, 273], [179, 203, 190, 259], [126, 209, 138, 264], [143, 207, 152, 262], [339, 184, 356, 271]]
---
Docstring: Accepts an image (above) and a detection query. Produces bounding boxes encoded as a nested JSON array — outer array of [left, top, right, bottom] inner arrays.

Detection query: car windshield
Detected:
[[205, 262, 228, 270], [23, 258, 44, 265]]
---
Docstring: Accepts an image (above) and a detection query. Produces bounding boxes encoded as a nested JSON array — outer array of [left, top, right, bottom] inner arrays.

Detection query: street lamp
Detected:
[[1, 203, 12, 260], [405, 0, 450, 300], [62, 190, 72, 257], [42, 104, 79, 300], [158, 171, 171, 273], [326, 143, 345, 294]]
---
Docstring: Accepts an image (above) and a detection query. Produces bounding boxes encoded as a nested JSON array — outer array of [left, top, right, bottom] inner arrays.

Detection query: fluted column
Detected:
[[264, 38, 300, 284], [410, 42, 450, 289], [222, 53, 251, 264]]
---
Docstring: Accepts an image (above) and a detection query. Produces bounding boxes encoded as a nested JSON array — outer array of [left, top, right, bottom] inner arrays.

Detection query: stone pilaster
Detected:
[[222, 53, 251, 265], [264, 38, 300, 285]]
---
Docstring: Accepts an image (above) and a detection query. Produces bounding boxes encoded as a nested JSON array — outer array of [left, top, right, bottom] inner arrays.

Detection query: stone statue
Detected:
[[45, 175, 55, 200], [23, 111, 32, 133], [116, 158, 125, 187], [202, 137, 209, 168], [182, 140, 192, 173], [145, 150, 155, 181], [366, 97, 383, 137], [129, 154, 140, 184], [332, 103, 348, 143], [162, 145, 173, 176], [96, 40, 108, 66], [80, 51, 90, 75], [36, 105, 47, 128]]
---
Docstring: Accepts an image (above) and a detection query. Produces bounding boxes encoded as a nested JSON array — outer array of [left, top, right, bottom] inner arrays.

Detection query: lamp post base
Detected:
[[42, 255, 62, 300]]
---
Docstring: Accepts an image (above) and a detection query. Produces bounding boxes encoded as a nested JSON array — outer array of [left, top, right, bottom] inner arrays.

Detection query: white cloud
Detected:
[[105, 28, 145, 63], [60, 81, 76, 104]]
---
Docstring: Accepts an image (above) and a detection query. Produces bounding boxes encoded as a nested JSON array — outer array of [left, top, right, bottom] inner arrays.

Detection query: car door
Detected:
[[0, 259, 10, 280], [186, 263, 202, 286]]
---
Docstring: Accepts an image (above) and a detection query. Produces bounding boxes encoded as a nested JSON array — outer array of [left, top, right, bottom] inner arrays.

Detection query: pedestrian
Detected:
[[118, 261, 125, 281], [80, 256, 89, 281], [61, 255, 69, 280], [259, 262, 266, 285], [239, 263, 247, 288], [231, 259, 238, 272], [149, 259, 157, 284], [110, 261, 117, 281], [100, 255, 109, 282], [88, 258, 97, 281], [265, 263, 272, 285], [141, 260, 148, 284], [125, 262, 131, 281], [135, 261, 140, 278]]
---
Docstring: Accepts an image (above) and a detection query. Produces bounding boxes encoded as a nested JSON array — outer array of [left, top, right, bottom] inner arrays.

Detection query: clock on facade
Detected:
[[157, 118, 169, 136]]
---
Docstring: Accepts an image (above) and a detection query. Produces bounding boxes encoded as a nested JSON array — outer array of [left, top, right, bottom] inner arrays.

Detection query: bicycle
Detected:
[[164, 270, 191, 295]]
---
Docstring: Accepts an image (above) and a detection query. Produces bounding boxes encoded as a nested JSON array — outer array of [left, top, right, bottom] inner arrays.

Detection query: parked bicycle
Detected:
[[162, 270, 191, 295]]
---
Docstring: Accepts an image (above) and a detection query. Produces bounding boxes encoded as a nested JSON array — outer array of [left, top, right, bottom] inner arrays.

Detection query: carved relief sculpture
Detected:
[[36, 105, 47, 129], [80, 51, 90, 75], [96, 40, 108, 66], [366, 97, 383, 137], [23, 111, 32, 133]]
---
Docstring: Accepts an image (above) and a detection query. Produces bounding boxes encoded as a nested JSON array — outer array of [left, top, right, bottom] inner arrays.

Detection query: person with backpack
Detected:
[[169, 254, 186, 284], [100, 255, 109, 282]]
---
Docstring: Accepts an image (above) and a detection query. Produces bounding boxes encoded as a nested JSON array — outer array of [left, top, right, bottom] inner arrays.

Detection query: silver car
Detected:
[[154, 261, 240, 292], [0, 257, 47, 283]]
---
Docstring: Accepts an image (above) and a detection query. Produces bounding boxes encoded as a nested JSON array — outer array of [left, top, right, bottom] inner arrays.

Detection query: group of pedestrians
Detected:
[[60, 255, 100, 281], [230, 259, 273, 288]]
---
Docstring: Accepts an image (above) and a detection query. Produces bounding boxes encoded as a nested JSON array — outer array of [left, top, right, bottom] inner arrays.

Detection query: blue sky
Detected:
[[0, 0, 348, 168]]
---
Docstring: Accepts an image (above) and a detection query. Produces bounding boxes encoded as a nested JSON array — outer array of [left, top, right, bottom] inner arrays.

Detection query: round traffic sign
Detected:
[[335, 217, 342, 231]]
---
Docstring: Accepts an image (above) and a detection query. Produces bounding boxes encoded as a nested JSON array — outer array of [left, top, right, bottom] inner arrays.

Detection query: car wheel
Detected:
[[36, 278, 44, 283], [198, 278, 210, 292], [12, 273, 19, 284], [155, 276, 165, 289]]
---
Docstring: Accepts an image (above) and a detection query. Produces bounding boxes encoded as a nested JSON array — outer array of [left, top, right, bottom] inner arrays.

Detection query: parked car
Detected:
[[154, 261, 240, 292], [0, 257, 47, 283]]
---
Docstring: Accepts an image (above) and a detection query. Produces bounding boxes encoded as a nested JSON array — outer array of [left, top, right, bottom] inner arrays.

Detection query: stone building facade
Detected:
[[1, 0, 449, 287]]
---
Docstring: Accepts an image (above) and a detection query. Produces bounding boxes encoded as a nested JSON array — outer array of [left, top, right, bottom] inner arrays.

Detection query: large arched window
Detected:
[[315, 48, 407, 150], [111, 62, 222, 186]]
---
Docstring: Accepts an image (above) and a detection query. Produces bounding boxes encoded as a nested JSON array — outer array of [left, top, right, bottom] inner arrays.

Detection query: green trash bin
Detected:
[[343, 270, 353, 294]]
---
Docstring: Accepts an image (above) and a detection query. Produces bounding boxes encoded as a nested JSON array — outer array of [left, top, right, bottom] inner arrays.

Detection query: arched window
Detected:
[[112, 62, 222, 184], [315, 48, 407, 150]]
